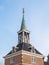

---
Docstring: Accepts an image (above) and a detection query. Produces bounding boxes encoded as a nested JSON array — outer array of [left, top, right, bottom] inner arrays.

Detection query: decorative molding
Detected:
[[17, 29, 30, 34], [22, 50, 44, 58], [4, 50, 44, 59], [4, 50, 22, 59]]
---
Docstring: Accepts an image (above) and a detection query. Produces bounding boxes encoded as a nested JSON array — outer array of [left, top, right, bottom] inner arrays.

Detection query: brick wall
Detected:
[[22, 54, 44, 65], [5, 54, 22, 65], [5, 53, 44, 65]]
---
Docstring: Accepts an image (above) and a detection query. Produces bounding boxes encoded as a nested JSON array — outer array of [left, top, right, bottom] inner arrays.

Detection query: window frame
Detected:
[[32, 56, 36, 63], [10, 57, 14, 64]]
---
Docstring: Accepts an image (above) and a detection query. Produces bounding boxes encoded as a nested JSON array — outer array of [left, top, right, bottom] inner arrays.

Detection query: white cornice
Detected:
[[3, 50, 22, 59], [4, 50, 44, 59]]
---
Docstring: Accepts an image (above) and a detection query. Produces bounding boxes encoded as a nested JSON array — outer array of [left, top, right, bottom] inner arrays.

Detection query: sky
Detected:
[[0, 0, 49, 65]]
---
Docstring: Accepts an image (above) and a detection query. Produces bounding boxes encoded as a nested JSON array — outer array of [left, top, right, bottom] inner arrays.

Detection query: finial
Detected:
[[23, 8, 24, 16]]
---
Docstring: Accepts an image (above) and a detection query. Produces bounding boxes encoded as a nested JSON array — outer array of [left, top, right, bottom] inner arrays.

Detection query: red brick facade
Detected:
[[5, 54, 22, 65], [4, 51, 44, 65], [22, 54, 44, 65]]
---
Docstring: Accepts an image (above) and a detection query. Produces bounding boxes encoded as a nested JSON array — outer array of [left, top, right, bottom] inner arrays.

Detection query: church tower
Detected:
[[4, 9, 44, 65], [18, 8, 30, 44]]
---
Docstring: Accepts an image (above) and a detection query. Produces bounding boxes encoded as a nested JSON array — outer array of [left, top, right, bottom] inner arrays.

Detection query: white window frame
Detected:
[[10, 57, 14, 64], [32, 56, 36, 63]]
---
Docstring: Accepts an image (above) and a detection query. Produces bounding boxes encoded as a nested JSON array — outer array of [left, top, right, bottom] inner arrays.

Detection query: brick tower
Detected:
[[4, 9, 44, 65]]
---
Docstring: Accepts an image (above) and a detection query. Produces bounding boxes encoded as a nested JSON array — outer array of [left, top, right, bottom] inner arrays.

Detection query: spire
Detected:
[[20, 8, 26, 30]]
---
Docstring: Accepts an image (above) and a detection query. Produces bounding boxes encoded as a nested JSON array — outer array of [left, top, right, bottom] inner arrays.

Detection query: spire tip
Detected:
[[23, 8, 24, 15]]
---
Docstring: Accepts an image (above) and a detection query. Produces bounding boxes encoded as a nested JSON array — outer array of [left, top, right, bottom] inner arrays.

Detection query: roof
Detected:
[[20, 8, 27, 30], [7, 42, 43, 55]]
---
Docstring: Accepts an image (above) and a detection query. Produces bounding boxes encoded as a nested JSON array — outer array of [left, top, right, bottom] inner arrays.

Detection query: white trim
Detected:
[[4, 50, 22, 59], [32, 56, 36, 63], [22, 50, 44, 58], [17, 29, 30, 34], [4, 50, 44, 59]]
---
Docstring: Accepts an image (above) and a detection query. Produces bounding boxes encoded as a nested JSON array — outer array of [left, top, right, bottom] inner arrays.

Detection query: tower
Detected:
[[4, 9, 44, 65], [18, 8, 30, 44]]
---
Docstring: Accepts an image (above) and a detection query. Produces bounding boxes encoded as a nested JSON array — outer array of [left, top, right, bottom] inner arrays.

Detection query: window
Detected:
[[10, 57, 14, 64], [32, 56, 36, 63]]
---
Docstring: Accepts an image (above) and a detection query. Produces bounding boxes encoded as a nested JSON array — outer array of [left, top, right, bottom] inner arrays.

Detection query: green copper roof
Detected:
[[20, 8, 26, 30]]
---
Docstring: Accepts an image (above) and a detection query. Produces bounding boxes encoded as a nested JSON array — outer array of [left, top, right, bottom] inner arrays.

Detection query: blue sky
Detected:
[[0, 0, 49, 65]]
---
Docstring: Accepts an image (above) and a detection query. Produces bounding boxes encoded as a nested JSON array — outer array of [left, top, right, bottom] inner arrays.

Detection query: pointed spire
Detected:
[[20, 8, 26, 30]]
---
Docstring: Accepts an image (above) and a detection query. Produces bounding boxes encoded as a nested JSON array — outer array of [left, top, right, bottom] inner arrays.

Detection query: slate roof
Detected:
[[7, 42, 43, 55]]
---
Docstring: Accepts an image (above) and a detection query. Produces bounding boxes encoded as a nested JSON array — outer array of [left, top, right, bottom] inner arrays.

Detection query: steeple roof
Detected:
[[20, 8, 26, 30]]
